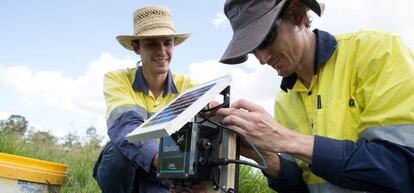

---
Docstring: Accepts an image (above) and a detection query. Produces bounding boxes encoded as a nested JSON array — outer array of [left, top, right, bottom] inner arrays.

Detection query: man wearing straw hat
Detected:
[[93, 6, 203, 193], [217, 0, 414, 192]]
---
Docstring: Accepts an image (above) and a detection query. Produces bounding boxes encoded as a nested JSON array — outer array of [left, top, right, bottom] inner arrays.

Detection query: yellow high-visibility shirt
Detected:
[[275, 30, 414, 189]]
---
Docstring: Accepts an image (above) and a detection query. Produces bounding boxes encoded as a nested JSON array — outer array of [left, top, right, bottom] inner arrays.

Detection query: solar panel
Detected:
[[142, 83, 215, 127], [126, 75, 232, 142]]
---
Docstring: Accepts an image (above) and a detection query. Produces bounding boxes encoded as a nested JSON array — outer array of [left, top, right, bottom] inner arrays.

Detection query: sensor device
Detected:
[[157, 86, 237, 192], [126, 75, 238, 193]]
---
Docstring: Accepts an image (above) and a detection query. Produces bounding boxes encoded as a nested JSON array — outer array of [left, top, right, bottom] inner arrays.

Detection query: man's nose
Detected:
[[254, 49, 269, 65], [157, 43, 167, 53]]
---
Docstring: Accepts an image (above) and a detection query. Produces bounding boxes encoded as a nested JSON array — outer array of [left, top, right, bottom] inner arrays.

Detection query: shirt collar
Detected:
[[132, 66, 179, 97], [280, 29, 337, 92]]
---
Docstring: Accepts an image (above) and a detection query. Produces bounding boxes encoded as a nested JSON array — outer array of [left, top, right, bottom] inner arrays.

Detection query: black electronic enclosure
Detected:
[[157, 87, 238, 192]]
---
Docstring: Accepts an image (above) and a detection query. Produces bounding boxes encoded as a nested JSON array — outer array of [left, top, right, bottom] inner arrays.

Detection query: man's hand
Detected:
[[215, 99, 314, 163]]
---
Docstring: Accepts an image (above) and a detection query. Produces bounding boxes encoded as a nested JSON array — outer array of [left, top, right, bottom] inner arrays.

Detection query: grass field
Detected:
[[0, 132, 275, 193], [0, 132, 100, 193]]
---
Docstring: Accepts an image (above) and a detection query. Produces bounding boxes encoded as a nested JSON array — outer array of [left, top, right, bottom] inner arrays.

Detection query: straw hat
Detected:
[[116, 6, 190, 51]]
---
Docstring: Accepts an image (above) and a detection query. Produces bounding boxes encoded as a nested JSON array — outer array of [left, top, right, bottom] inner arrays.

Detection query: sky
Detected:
[[1, 0, 413, 139]]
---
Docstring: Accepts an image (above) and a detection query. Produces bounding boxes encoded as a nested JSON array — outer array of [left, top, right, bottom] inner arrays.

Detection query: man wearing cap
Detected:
[[92, 6, 200, 193], [217, 0, 414, 192]]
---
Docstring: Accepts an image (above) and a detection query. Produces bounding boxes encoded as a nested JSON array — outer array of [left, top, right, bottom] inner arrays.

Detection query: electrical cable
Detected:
[[197, 109, 268, 193], [211, 166, 233, 193], [197, 113, 268, 170], [200, 94, 230, 114], [197, 97, 229, 124]]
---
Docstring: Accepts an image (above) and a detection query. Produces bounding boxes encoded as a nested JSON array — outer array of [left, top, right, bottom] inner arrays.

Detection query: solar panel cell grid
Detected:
[[142, 83, 216, 127]]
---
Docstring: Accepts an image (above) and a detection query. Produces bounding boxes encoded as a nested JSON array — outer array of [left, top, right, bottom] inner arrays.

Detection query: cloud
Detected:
[[1, 53, 134, 113], [0, 53, 136, 137], [314, 0, 414, 48], [212, 12, 228, 29], [0, 112, 10, 120], [189, 57, 281, 114], [0, 53, 282, 138]]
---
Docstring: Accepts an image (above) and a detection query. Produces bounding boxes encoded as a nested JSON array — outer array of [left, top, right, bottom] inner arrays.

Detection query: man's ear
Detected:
[[131, 40, 140, 55]]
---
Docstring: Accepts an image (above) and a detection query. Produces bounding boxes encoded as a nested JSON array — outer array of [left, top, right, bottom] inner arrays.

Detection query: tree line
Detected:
[[0, 114, 104, 150]]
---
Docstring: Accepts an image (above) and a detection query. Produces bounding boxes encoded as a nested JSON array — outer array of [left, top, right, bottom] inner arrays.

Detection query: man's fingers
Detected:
[[231, 99, 264, 112], [216, 107, 252, 120], [222, 114, 252, 134], [215, 99, 266, 119], [215, 107, 231, 117], [208, 100, 220, 108]]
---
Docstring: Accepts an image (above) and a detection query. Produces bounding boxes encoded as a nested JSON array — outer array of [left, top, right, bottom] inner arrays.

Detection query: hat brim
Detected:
[[300, 0, 323, 16], [220, 0, 287, 64], [116, 33, 190, 51]]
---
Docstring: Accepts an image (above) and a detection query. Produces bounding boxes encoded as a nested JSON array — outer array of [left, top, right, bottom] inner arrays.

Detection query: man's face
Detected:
[[253, 20, 304, 77], [133, 37, 174, 75]]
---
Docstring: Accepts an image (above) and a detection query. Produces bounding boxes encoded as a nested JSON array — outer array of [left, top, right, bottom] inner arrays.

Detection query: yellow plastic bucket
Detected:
[[0, 153, 67, 193]]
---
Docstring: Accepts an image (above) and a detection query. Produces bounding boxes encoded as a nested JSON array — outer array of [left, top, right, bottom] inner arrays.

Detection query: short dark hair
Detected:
[[281, 0, 311, 27], [131, 39, 140, 45], [130, 39, 140, 51]]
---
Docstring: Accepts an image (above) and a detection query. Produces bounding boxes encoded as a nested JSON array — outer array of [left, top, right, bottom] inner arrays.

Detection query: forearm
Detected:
[[107, 110, 159, 173], [262, 155, 280, 176], [272, 128, 315, 164], [287, 134, 314, 163]]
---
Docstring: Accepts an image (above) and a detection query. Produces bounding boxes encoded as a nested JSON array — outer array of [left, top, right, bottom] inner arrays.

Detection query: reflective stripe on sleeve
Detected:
[[308, 183, 364, 193], [107, 105, 149, 128], [359, 124, 414, 148]]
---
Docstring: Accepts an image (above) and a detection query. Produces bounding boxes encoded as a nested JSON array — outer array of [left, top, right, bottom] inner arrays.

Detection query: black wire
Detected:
[[200, 94, 230, 114], [197, 97, 230, 124], [211, 166, 231, 193], [196, 101, 268, 193], [197, 113, 268, 170], [209, 158, 267, 170]]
